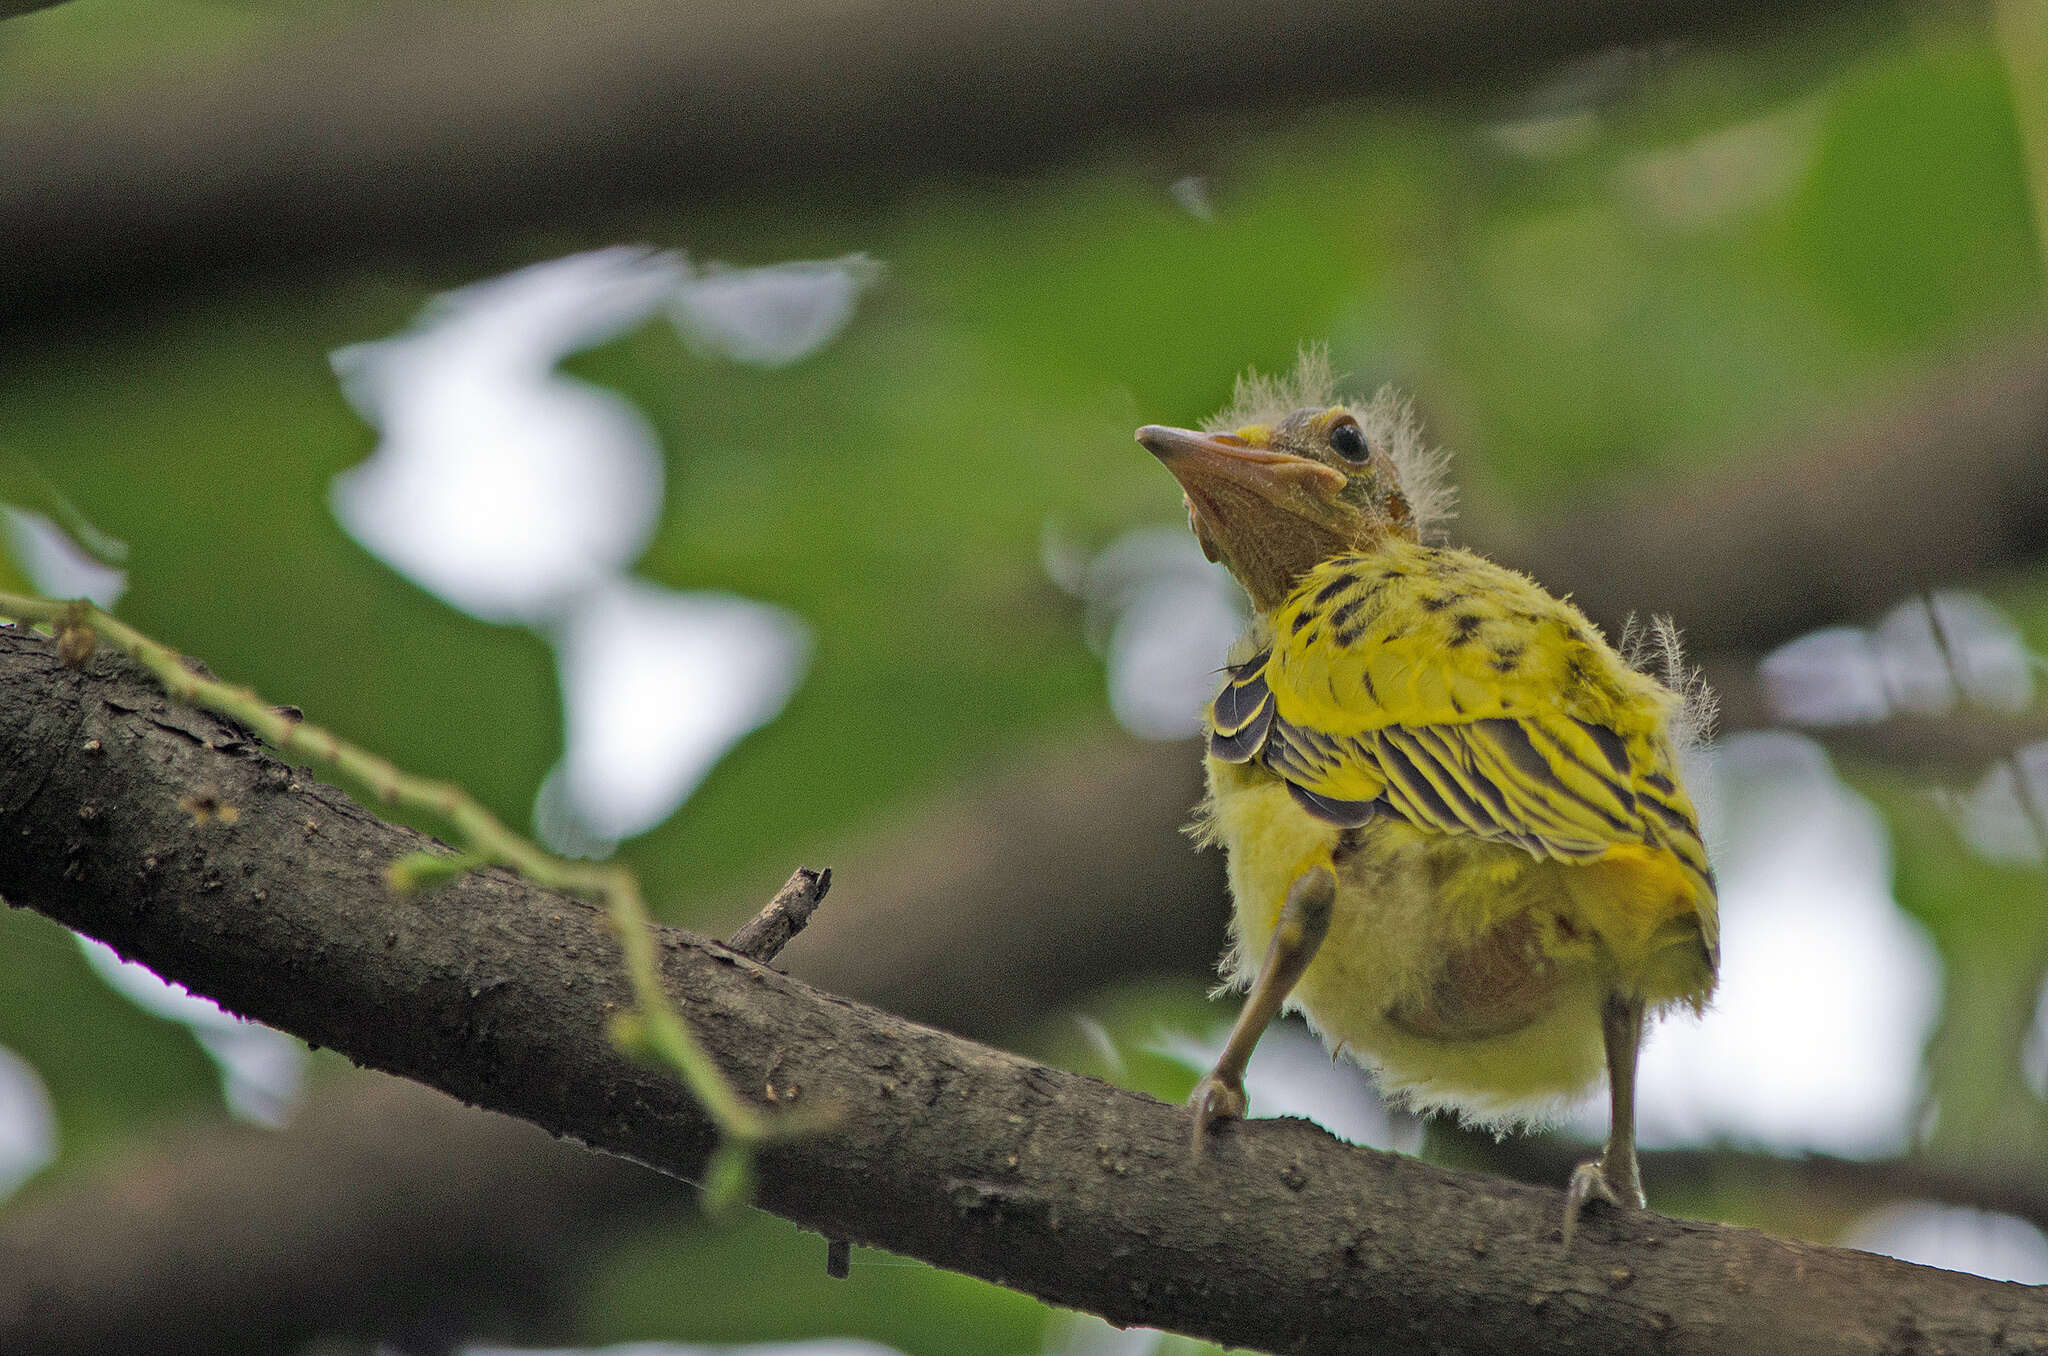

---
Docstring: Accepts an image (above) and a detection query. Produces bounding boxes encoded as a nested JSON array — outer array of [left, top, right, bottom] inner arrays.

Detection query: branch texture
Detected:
[[1, 635, 2044, 1355], [0, 712, 1228, 1354]]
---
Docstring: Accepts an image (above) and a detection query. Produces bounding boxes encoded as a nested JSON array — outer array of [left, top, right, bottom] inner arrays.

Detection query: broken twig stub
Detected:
[[728, 866, 832, 963]]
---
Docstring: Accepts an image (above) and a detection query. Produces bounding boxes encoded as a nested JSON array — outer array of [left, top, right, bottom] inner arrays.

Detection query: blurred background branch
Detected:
[[1493, 339, 2048, 652], [0, 0, 1882, 330], [0, 1076, 676, 1356], [1439, 1122, 2048, 1239]]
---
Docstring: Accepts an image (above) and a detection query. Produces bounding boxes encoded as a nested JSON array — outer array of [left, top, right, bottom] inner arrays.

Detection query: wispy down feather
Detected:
[[1202, 346, 1457, 543], [1622, 612, 1718, 751]]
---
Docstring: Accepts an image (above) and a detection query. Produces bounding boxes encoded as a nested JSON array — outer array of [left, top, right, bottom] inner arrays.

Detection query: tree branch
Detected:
[[0, 704, 1228, 1355], [0, 0, 1880, 329], [12, 333, 2048, 1343], [1707, 654, 2048, 774], [727, 866, 831, 963], [6, 334, 2048, 1348], [2, 635, 2044, 1353]]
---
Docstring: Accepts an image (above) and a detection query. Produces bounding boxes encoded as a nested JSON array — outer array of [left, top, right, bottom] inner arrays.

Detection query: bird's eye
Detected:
[[1329, 420, 1368, 462]]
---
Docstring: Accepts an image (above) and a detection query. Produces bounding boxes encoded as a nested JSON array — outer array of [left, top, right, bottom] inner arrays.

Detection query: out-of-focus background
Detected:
[[2, 0, 2047, 1352]]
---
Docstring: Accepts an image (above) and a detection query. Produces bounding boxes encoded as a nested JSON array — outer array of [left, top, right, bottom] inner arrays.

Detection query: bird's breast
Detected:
[[1206, 755, 1652, 1038]]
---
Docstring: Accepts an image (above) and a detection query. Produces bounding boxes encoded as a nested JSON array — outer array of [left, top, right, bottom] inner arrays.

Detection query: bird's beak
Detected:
[[1135, 426, 1347, 506], [1136, 425, 1354, 610]]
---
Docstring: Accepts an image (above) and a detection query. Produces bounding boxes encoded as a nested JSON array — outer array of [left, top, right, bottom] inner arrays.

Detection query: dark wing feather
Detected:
[[1207, 650, 1275, 763]]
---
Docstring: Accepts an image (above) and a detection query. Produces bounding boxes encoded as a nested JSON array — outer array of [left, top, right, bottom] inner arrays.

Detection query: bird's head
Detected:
[[1138, 358, 1450, 613]]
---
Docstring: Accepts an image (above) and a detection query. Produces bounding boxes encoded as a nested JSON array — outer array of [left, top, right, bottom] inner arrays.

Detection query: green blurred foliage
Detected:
[[0, 0, 407, 99], [1863, 766, 2048, 1164], [593, 1213, 1051, 1356], [3, 3, 2047, 1353], [1794, 31, 2042, 345], [0, 908, 219, 1165]]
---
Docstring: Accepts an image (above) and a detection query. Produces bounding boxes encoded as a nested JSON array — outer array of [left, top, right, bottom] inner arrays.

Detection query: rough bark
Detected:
[[2, 631, 2045, 1353], [0, 693, 1228, 1355], [0, 0, 1880, 329]]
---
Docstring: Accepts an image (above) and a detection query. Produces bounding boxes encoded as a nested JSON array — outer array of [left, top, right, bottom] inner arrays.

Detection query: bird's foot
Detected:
[[1187, 1072, 1247, 1155], [1561, 1157, 1644, 1250]]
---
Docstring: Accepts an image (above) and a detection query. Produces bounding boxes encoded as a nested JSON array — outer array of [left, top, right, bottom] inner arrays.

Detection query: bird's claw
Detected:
[[1561, 1158, 1642, 1250], [1187, 1072, 1247, 1155]]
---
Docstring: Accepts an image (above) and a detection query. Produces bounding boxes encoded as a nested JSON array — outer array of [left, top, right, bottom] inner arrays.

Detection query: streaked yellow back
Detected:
[[1268, 537, 1677, 741]]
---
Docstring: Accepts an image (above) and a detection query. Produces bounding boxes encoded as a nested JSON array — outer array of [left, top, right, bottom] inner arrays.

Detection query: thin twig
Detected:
[[729, 866, 832, 963], [1923, 591, 2048, 859]]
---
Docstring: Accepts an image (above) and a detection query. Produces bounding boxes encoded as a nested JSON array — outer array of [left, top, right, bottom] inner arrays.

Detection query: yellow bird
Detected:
[[1137, 355, 1717, 1243]]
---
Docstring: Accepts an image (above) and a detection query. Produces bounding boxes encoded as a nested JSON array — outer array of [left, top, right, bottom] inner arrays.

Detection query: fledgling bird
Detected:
[[1137, 354, 1717, 1245]]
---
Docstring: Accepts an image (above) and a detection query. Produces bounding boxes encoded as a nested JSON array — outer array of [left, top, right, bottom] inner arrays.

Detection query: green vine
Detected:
[[0, 588, 822, 1212]]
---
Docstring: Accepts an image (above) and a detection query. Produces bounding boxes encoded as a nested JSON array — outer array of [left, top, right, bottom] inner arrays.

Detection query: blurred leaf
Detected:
[[1860, 772, 2048, 1158], [0, 910, 221, 1182], [9, 288, 564, 842], [0, 450, 129, 570], [1791, 30, 2044, 345], [559, 313, 1109, 905], [0, 534, 32, 598], [588, 1209, 1047, 1356]]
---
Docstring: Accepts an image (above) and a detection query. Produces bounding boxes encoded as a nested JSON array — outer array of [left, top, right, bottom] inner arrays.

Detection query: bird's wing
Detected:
[[1215, 649, 1634, 855], [1206, 555, 1715, 917]]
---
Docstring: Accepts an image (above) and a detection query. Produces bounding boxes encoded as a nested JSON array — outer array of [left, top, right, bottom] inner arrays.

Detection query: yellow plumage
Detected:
[[1200, 536, 1716, 1126], [1138, 355, 1718, 1236]]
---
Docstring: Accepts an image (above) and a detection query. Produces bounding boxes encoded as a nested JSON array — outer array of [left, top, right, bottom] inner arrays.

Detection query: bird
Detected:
[[1136, 353, 1717, 1246]]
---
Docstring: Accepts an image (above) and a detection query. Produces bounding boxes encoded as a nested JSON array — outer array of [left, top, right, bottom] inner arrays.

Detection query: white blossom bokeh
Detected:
[[0, 1047, 56, 1202], [0, 506, 126, 608], [329, 245, 878, 854]]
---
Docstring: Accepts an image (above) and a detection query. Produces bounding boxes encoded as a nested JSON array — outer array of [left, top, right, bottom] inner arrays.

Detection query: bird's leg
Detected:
[[1562, 991, 1647, 1248], [1188, 864, 1337, 1153]]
